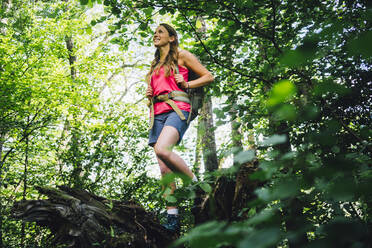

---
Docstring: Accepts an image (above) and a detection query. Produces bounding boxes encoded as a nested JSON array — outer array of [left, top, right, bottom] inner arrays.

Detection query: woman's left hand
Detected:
[[174, 74, 188, 89]]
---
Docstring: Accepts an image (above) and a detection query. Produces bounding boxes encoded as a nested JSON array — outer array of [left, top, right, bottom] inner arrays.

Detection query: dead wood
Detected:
[[193, 160, 262, 224], [12, 186, 177, 248]]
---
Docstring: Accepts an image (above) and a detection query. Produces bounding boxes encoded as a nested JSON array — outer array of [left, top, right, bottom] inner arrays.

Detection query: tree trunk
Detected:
[[69, 127, 84, 188], [64, 33, 83, 188], [193, 120, 202, 177], [65, 35, 77, 80], [12, 186, 177, 248], [21, 127, 29, 247], [229, 103, 243, 159], [0, 132, 5, 248], [200, 95, 218, 172]]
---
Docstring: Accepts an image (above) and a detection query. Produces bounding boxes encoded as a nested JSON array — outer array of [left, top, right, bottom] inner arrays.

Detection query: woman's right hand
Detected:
[[146, 85, 153, 98]]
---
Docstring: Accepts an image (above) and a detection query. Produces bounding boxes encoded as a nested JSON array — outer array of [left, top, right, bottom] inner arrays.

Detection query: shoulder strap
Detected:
[[175, 65, 179, 74]]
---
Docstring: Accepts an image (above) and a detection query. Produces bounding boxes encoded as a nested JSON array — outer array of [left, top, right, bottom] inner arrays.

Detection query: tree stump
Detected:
[[193, 160, 262, 224]]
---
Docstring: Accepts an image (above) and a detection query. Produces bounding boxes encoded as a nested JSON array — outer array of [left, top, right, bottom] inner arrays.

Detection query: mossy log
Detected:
[[11, 186, 176, 248]]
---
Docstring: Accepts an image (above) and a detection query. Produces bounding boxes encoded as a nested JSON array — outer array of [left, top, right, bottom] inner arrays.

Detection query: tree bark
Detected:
[[192, 15, 218, 173], [64, 33, 83, 188], [193, 120, 202, 177], [229, 103, 243, 159], [21, 125, 29, 247], [0, 131, 5, 248], [200, 95, 218, 172], [65, 35, 77, 80], [12, 186, 177, 248]]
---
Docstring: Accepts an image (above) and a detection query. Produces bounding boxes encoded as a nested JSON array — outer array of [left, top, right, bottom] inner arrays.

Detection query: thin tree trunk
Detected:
[[229, 103, 243, 163], [193, 119, 202, 177], [69, 128, 83, 188], [193, 15, 218, 173], [0, 203, 2, 248], [200, 95, 218, 172], [65, 36, 77, 80], [0, 132, 4, 181], [0, 132, 4, 248], [21, 123, 29, 247], [65, 33, 83, 188]]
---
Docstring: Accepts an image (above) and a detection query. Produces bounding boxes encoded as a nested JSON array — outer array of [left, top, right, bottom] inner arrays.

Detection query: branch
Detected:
[[136, 1, 276, 44], [215, 0, 271, 40], [0, 105, 50, 167], [118, 80, 143, 102], [134, 96, 147, 105], [179, 11, 270, 84]]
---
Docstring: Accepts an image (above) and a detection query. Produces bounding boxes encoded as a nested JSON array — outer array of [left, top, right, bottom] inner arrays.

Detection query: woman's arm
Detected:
[[178, 50, 214, 89]]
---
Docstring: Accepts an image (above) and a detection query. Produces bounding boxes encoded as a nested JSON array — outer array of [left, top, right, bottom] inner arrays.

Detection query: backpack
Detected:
[[176, 66, 204, 123]]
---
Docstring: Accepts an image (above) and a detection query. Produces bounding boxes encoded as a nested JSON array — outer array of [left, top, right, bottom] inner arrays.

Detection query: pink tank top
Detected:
[[151, 65, 191, 115]]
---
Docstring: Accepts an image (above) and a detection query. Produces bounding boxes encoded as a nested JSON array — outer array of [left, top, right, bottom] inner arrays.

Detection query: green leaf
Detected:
[[246, 209, 275, 225], [88, 0, 94, 8], [249, 170, 267, 181], [273, 104, 297, 121], [200, 182, 212, 193], [267, 80, 297, 107], [171, 221, 229, 248], [139, 22, 147, 31], [234, 150, 255, 164], [272, 179, 300, 199], [196, 19, 203, 29], [159, 8, 166, 15], [238, 227, 281, 248], [347, 30, 372, 58], [313, 81, 351, 96], [165, 195, 177, 203], [86, 26, 92, 35], [110, 226, 115, 237], [328, 177, 357, 201], [259, 134, 287, 147], [80, 0, 89, 5], [159, 173, 176, 186], [143, 7, 154, 16], [280, 50, 306, 67]]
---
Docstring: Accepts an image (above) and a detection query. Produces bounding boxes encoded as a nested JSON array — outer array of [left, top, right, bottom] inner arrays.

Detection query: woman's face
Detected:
[[153, 25, 174, 47]]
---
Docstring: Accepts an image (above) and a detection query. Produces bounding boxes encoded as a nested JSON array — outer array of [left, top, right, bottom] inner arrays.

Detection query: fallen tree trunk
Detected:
[[11, 186, 176, 248], [11, 161, 261, 247]]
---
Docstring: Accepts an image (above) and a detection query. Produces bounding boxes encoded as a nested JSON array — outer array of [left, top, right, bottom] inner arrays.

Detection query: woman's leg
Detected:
[[154, 125, 194, 179], [154, 125, 196, 232], [156, 156, 177, 211]]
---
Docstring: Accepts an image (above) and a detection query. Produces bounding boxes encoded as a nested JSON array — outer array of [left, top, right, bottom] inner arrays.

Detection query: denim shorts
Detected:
[[149, 110, 190, 147]]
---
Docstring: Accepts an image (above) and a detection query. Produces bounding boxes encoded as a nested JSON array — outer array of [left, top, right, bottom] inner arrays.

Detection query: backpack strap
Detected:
[[149, 90, 190, 129], [148, 66, 194, 129], [176, 65, 194, 124]]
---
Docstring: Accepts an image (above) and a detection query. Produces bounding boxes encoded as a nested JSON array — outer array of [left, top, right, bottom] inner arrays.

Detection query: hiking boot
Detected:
[[162, 214, 180, 233]]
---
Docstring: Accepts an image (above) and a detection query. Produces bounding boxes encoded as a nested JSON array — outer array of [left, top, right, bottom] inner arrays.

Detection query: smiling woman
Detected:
[[145, 23, 214, 233]]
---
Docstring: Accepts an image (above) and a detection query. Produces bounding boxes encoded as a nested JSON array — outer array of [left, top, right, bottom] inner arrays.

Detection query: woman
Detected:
[[146, 23, 214, 233]]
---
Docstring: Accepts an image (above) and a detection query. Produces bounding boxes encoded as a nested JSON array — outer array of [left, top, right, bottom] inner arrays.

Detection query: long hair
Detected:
[[146, 23, 179, 83]]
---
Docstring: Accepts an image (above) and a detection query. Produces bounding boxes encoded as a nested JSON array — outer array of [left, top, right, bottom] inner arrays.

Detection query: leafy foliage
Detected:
[[1, 0, 371, 247]]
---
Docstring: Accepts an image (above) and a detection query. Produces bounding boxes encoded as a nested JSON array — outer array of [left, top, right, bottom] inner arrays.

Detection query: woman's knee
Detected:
[[159, 163, 171, 175], [154, 144, 171, 161]]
